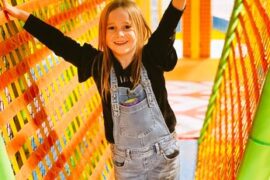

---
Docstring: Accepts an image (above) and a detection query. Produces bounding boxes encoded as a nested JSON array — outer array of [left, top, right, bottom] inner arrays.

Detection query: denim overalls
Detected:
[[110, 65, 180, 180]]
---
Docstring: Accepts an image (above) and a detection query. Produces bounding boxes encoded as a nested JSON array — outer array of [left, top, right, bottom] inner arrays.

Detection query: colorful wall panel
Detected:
[[196, 0, 270, 179], [0, 0, 114, 179]]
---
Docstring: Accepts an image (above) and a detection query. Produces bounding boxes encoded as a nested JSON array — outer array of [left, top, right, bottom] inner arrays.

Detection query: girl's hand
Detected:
[[2, 0, 30, 21], [172, 0, 186, 10]]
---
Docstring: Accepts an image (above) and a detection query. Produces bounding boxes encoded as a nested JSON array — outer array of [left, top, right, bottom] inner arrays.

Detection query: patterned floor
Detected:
[[166, 81, 213, 139]]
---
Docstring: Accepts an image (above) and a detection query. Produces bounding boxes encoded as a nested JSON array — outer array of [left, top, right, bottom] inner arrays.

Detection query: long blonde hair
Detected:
[[98, 0, 151, 100]]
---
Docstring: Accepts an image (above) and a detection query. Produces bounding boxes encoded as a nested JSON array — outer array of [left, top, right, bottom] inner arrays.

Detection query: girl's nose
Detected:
[[116, 30, 125, 37]]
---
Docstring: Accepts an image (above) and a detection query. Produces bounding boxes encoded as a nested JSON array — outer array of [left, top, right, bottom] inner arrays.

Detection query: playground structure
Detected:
[[196, 0, 270, 179], [0, 0, 269, 179]]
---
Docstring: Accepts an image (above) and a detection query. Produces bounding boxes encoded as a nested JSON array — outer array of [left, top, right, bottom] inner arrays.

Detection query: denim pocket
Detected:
[[112, 154, 126, 168], [163, 149, 179, 160], [162, 141, 180, 161], [113, 160, 125, 167]]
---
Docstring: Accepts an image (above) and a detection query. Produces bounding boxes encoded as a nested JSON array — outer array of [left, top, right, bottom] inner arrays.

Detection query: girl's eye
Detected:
[[124, 25, 131, 29], [107, 26, 115, 30]]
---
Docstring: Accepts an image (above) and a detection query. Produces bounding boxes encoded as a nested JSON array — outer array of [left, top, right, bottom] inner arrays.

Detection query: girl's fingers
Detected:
[[3, 0, 7, 6], [2, 0, 12, 20], [2, 0, 7, 11], [4, 10, 10, 20], [2, 0, 6, 8]]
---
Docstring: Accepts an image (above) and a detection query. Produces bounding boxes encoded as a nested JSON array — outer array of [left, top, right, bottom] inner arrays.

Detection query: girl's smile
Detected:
[[3, 0, 186, 178], [114, 41, 128, 45]]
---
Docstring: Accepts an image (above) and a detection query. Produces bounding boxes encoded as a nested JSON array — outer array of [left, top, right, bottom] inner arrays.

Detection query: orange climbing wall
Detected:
[[182, 0, 192, 58], [183, 0, 211, 58], [0, 0, 114, 179], [199, 0, 211, 58], [196, 0, 270, 179]]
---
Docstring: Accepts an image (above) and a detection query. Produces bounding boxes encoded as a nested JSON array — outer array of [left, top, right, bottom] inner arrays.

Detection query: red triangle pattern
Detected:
[[166, 81, 213, 139]]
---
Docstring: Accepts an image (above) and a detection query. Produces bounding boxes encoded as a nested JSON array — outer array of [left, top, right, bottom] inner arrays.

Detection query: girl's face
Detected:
[[106, 7, 137, 62]]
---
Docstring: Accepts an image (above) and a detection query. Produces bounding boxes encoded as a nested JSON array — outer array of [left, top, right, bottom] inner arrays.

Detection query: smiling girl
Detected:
[[2, 0, 186, 179]]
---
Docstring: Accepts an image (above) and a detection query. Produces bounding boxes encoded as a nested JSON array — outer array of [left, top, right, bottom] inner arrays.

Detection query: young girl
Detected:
[[3, 0, 185, 179]]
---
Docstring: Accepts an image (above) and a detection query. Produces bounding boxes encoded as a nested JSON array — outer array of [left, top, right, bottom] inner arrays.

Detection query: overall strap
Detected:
[[110, 68, 120, 117], [140, 66, 155, 107]]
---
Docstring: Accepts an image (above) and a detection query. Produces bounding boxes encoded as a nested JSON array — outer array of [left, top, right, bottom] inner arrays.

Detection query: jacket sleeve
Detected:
[[143, 2, 184, 71], [23, 14, 99, 68]]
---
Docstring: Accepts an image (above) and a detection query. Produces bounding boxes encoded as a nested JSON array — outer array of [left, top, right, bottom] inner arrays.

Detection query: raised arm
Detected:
[[2, 0, 30, 21], [172, 0, 186, 11], [143, 0, 186, 71], [2, 0, 100, 70]]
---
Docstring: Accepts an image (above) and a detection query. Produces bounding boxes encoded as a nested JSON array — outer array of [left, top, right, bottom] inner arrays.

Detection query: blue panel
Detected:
[[213, 16, 229, 32]]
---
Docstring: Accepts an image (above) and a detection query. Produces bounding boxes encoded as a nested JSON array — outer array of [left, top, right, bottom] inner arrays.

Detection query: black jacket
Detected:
[[24, 2, 184, 143]]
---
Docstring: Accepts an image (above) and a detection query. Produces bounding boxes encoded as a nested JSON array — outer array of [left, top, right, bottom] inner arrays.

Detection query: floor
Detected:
[[165, 58, 217, 180], [179, 139, 198, 180], [166, 81, 213, 180], [166, 81, 213, 139]]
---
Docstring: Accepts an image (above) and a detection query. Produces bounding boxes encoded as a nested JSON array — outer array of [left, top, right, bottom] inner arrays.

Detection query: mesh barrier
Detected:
[[0, 0, 114, 179], [196, 0, 270, 179]]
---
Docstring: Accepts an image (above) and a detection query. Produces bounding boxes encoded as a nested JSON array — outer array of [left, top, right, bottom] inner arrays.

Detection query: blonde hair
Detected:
[[98, 0, 151, 100]]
